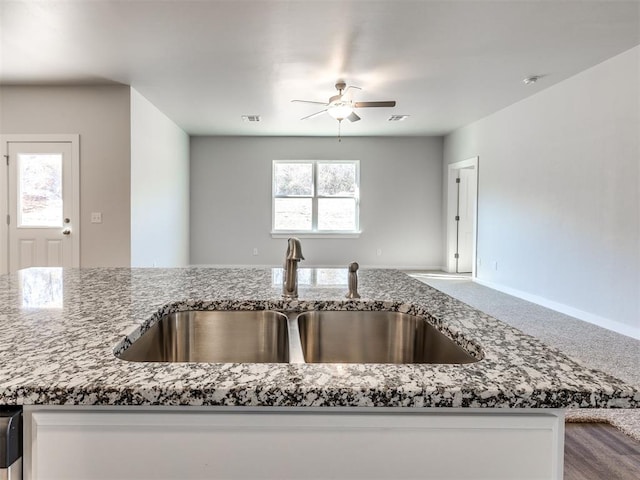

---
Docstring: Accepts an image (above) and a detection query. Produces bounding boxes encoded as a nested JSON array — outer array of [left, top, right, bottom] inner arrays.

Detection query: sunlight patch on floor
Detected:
[[405, 270, 472, 281]]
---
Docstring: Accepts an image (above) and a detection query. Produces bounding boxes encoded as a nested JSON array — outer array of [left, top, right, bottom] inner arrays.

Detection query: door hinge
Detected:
[[3, 155, 8, 166], [6, 214, 9, 225], [455, 215, 460, 221], [455, 177, 461, 183], [454, 253, 459, 259]]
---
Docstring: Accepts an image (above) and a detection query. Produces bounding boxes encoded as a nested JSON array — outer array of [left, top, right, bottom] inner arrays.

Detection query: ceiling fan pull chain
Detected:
[[338, 119, 342, 142]]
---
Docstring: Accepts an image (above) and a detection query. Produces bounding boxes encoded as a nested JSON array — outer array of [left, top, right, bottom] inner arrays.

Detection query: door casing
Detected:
[[445, 157, 478, 276]]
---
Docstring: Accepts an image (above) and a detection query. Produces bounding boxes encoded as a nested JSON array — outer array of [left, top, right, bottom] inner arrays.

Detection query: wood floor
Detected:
[[564, 423, 640, 479]]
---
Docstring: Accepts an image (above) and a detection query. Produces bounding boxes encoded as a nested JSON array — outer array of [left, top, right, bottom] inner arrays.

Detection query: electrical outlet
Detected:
[[376, 248, 382, 256], [91, 212, 102, 224], [252, 248, 258, 256]]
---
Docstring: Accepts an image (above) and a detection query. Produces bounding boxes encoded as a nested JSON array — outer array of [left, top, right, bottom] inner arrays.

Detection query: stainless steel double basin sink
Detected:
[[118, 310, 479, 365]]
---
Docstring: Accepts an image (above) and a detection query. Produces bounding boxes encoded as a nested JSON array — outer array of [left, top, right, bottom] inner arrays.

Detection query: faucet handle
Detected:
[[286, 237, 304, 260]]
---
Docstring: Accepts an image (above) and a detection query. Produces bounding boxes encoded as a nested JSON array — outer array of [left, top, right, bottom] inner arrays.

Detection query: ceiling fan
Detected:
[[291, 80, 396, 124]]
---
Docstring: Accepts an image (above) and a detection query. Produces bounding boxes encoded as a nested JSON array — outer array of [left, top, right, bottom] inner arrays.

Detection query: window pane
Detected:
[[18, 153, 63, 227], [274, 198, 312, 230], [318, 198, 356, 230], [274, 163, 313, 196], [318, 163, 356, 196]]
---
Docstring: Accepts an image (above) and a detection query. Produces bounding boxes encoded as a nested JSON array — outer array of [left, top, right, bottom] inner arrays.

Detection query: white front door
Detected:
[[4, 137, 80, 272]]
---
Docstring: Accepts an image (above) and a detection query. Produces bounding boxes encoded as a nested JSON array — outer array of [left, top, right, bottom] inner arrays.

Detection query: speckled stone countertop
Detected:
[[0, 267, 637, 409]]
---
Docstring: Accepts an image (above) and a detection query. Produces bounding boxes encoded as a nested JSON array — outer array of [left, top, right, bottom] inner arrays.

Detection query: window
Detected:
[[272, 160, 359, 235]]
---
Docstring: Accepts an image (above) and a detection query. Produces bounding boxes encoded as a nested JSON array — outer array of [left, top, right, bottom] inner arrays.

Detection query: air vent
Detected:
[[388, 115, 409, 122], [241, 115, 261, 122], [523, 75, 544, 85]]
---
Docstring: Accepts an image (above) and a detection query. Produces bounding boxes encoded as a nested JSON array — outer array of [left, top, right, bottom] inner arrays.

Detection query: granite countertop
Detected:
[[0, 267, 637, 409]]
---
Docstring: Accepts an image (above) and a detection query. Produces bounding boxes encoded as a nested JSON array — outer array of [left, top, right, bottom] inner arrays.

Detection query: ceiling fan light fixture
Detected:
[[327, 103, 353, 120]]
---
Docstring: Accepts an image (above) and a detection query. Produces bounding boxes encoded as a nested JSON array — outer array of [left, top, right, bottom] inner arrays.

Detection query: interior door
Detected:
[[7, 141, 78, 272], [456, 168, 476, 273]]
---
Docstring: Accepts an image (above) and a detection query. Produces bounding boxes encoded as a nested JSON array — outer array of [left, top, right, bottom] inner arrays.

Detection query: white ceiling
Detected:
[[2, 0, 639, 136]]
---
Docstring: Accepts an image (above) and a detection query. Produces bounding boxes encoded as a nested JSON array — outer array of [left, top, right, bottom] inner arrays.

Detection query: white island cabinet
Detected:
[[25, 406, 564, 480]]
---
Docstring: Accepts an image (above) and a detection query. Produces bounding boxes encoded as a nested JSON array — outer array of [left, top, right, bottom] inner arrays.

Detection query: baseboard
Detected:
[[473, 278, 640, 340]]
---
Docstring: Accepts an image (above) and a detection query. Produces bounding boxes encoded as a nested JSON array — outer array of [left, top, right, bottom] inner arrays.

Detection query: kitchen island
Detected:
[[0, 267, 637, 479]]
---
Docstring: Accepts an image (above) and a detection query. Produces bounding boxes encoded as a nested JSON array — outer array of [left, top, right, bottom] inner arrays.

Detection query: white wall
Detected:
[[444, 46, 640, 337], [0, 85, 132, 267], [131, 89, 190, 267], [190, 136, 443, 268]]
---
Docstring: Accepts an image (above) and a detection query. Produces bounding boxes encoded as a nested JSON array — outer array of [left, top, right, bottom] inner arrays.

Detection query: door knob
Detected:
[[62, 228, 71, 235]]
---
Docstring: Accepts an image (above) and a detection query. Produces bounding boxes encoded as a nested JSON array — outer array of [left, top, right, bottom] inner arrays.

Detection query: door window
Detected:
[[18, 153, 63, 227]]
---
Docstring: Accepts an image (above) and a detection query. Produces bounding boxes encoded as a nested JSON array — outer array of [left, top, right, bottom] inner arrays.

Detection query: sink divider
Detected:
[[284, 312, 307, 364]]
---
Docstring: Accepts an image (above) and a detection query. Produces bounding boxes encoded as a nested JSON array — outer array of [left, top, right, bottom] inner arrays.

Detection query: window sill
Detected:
[[271, 231, 361, 239]]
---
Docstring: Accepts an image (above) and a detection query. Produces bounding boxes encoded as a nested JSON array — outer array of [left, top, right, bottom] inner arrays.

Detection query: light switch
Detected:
[[91, 212, 102, 223]]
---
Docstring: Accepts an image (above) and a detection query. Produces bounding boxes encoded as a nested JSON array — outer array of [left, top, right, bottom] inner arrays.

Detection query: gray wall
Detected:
[[190, 136, 443, 268], [444, 46, 640, 337], [0, 85, 132, 267], [131, 88, 190, 267]]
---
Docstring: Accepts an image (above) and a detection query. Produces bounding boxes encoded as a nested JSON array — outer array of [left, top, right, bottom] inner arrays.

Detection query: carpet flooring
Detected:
[[407, 272, 640, 442]]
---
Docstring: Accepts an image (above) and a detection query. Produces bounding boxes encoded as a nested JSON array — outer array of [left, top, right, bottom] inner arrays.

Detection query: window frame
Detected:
[[271, 160, 360, 237]]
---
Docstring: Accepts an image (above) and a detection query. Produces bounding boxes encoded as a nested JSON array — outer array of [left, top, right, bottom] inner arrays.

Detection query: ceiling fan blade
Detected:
[[291, 100, 329, 106], [300, 109, 327, 120], [354, 101, 396, 108], [347, 112, 361, 122], [342, 85, 362, 98]]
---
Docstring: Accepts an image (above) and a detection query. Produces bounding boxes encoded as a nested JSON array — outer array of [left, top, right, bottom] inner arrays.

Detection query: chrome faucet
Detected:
[[283, 237, 304, 298], [346, 261, 361, 299]]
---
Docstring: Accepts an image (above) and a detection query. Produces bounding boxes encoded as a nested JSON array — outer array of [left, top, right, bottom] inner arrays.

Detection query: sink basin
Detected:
[[297, 311, 478, 364], [118, 310, 289, 363], [119, 309, 478, 365]]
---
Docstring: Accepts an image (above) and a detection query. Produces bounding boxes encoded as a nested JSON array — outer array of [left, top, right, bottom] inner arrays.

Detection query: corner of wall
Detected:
[[130, 91, 190, 267]]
